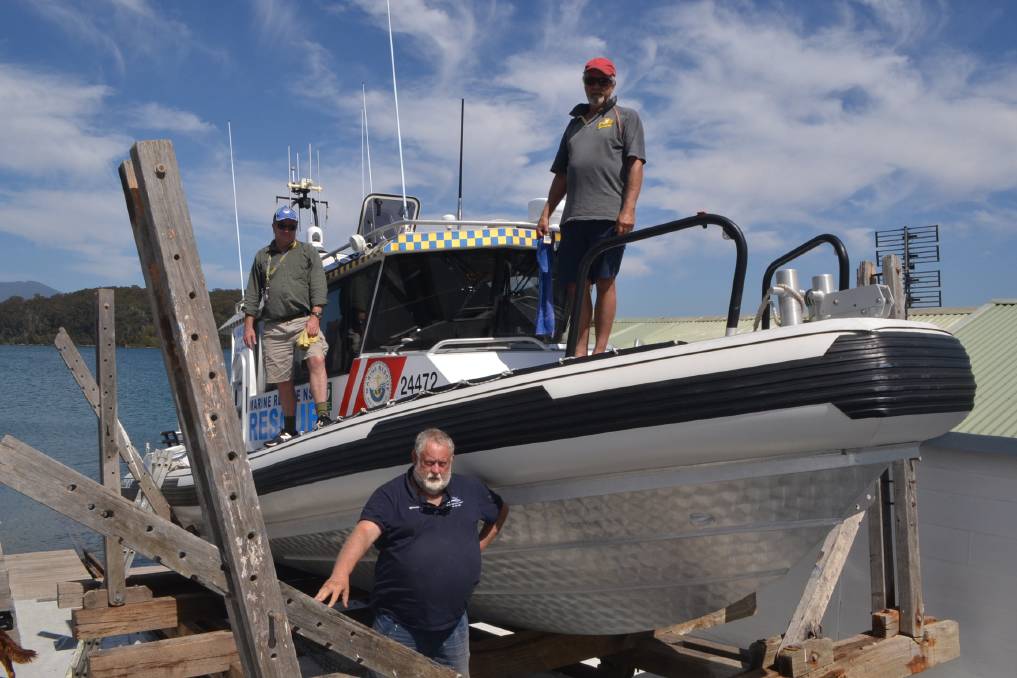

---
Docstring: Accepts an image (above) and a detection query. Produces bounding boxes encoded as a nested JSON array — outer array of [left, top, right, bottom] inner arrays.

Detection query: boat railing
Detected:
[[565, 213, 748, 357], [759, 235, 850, 330], [427, 336, 553, 353]]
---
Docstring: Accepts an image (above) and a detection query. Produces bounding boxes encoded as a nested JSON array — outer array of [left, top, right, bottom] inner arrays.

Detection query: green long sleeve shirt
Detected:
[[242, 240, 327, 321]]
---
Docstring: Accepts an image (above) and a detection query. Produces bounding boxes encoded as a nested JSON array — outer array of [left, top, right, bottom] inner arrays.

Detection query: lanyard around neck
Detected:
[[266, 241, 297, 284]]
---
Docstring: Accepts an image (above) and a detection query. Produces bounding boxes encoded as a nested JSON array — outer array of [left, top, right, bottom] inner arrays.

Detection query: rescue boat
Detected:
[[147, 191, 975, 635]]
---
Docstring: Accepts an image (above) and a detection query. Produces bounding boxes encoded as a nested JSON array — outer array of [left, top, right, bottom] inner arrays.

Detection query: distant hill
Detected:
[[0, 286, 242, 348], [0, 280, 60, 302]]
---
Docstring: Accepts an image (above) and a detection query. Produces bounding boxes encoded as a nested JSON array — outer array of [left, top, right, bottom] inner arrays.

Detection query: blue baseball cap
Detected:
[[274, 205, 298, 223]]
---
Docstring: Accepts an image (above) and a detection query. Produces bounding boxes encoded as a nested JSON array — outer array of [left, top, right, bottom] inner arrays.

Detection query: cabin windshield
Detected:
[[365, 249, 559, 351]]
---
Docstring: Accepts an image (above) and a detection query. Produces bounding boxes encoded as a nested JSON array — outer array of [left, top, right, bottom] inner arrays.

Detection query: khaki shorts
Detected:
[[262, 316, 328, 384]]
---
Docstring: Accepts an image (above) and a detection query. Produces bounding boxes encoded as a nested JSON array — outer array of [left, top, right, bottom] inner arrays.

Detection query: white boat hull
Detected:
[[160, 318, 974, 634]]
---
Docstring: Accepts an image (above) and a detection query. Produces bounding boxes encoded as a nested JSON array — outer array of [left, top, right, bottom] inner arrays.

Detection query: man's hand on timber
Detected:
[[314, 574, 350, 608], [615, 208, 636, 236], [242, 326, 257, 350]]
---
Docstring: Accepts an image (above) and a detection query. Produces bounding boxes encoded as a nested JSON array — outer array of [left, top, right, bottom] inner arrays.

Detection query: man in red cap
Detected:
[[537, 56, 646, 356]]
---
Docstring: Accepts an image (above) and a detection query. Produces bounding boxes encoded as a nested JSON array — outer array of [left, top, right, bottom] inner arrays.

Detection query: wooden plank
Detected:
[[779, 510, 865, 651], [119, 143, 299, 676], [73, 596, 178, 640], [623, 637, 743, 678], [656, 593, 756, 641], [775, 638, 832, 677], [470, 629, 648, 677], [5, 549, 91, 602], [892, 458, 924, 638], [54, 328, 171, 520], [872, 609, 899, 639], [96, 289, 127, 608], [83, 585, 153, 609], [856, 260, 877, 287], [881, 254, 906, 319], [867, 470, 895, 613], [88, 629, 238, 678], [0, 435, 455, 678]]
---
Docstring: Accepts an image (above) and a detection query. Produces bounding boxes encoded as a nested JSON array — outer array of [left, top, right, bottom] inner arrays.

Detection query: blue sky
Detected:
[[1, 0, 1015, 316]]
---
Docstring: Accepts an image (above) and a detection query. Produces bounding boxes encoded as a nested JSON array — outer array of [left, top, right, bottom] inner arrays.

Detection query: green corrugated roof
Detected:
[[951, 300, 1017, 437], [606, 300, 1015, 438]]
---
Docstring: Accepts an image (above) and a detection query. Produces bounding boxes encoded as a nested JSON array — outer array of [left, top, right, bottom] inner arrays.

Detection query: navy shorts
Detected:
[[557, 219, 625, 285]]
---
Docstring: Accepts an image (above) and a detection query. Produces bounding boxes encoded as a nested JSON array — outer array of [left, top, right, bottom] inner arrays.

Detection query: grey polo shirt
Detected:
[[242, 240, 327, 321], [550, 98, 646, 224]]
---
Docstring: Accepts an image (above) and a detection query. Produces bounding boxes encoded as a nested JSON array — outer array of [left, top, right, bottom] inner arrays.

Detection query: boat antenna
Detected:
[[457, 98, 464, 221], [385, 0, 409, 218], [288, 145, 293, 183], [363, 83, 374, 194], [227, 121, 244, 297]]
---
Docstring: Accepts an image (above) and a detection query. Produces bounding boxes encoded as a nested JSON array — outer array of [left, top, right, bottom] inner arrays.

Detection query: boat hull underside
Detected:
[[269, 459, 887, 635]]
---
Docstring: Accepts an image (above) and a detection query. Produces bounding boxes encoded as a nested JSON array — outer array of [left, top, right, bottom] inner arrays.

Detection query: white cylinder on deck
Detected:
[[812, 273, 836, 295], [776, 268, 803, 326]]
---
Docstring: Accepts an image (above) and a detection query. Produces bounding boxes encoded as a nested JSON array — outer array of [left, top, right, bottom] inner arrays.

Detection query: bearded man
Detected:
[[315, 428, 508, 675]]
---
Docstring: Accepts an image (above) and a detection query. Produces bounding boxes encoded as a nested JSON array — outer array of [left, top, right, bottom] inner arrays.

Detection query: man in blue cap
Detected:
[[242, 205, 331, 446]]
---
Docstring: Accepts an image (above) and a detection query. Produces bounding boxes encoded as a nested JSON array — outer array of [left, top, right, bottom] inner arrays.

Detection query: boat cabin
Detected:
[[228, 193, 566, 449]]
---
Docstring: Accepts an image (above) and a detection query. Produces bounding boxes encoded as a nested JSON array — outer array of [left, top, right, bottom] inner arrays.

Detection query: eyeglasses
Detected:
[[419, 503, 451, 516], [583, 75, 613, 87], [275, 221, 298, 231]]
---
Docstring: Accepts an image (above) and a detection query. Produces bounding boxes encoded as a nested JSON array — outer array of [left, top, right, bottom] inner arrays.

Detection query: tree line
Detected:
[[0, 286, 242, 348]]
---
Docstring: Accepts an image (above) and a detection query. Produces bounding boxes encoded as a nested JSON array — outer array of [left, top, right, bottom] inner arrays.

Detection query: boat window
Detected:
[[364, 250, 563, 351], [321, 262, 380, 376]]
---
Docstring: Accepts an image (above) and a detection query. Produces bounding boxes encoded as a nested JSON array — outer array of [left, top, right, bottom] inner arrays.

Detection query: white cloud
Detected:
[[637, 1, 1017, 227], [128, 103, 216, 135], [0, 63, 128, 176]]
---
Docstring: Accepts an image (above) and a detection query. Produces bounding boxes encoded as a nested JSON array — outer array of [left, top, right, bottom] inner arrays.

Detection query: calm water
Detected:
[[0, 344, 180, 554]]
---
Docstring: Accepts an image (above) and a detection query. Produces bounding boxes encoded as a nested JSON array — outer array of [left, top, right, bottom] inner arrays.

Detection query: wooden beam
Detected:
[[856, 260, 877, 287], [881, 254, 906, 319], [622, 637, 744, 678], [54, 328, 171, 520], [83, 585, 153, 609], [0, 435, 455, 678], [73, 596, 178, 640], [892, 458, 924, 638], [867, 470, 895, 613], [96, 289, 127, 608], [119, 142, 300, 676], [779, 510, 865, 651], [88, 629, 238, 678], [656, 592, 756, 641], [470, 629, 648, 677]]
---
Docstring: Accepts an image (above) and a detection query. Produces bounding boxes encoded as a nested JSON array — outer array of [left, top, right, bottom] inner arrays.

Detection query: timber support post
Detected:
[[96, 289, 126, 607], [54, 327, 171, 521], [881, 254, 907, 319], [119, 141, 302, 675], [892, 457, 925, 638]]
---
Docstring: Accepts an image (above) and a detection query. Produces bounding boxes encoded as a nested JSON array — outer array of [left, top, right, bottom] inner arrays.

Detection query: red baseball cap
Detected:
[[584, 57, 616, 78]]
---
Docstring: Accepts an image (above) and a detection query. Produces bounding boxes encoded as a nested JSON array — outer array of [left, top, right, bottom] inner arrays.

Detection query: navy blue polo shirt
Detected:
[[361, 467, 504, 631]]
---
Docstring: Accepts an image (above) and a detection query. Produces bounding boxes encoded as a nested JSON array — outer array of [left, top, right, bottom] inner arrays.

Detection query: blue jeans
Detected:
[[372, 611, 471, 676]]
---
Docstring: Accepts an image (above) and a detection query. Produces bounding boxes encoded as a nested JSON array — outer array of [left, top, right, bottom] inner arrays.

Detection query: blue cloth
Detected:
[[371, 611, 471, 676], [535, 240, 555, 336], [360, 468, 503, 631]]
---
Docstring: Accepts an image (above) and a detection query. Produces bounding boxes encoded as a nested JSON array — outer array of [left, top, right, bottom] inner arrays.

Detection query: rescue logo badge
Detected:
[[597, 117, 614, 129], [362, 361, 393, 408]]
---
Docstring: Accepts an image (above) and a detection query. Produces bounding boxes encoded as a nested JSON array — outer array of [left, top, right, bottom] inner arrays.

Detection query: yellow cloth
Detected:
[[296, 328, 320, 349]]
